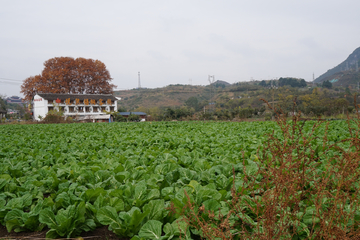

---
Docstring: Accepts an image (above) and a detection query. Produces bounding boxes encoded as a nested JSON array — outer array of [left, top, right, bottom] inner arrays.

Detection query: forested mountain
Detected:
[[314, 47, 360, 83]]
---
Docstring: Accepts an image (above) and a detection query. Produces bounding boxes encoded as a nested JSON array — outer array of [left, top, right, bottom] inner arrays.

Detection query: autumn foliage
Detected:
[[21, 57, 116, 101]]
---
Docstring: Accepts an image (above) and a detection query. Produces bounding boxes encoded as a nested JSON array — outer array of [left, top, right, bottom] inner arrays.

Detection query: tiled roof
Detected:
[[36, 93, 117, 101], [8, 96, 21, 100], [132, 112, 147, 115], [6, 96, 23, 103], [119, 112, 131, 115]]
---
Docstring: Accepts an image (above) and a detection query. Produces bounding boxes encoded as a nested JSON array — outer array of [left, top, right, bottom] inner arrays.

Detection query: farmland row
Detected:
[[0, 121, 353, 239]]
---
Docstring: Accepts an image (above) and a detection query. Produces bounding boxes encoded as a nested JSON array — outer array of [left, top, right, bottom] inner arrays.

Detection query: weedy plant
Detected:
[[178, 96, 360, 239]]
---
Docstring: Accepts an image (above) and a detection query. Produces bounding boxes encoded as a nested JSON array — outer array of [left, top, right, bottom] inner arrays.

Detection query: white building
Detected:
[[32, 93, 118, 121]]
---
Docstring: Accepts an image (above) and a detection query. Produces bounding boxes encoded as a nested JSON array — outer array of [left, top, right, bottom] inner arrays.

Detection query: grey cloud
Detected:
[[1, 0, 360, 96]]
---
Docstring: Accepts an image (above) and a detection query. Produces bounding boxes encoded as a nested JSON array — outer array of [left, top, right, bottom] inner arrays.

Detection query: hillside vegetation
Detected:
[[315, 71, 360, 89], [114, 77, 360, 121]]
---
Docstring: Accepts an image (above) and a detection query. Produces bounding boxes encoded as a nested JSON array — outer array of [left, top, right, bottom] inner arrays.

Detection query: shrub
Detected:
[[43, 110, 64, 123], [264, 113, 272, 121], [114, 113, 127, 122], [42, 109, 72, 123], [178, 98, 360, 239], [128, 114, 140, 122]]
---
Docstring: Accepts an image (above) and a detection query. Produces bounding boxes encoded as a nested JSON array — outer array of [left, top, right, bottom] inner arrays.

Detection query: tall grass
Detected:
[[178, 97, 360, 239]]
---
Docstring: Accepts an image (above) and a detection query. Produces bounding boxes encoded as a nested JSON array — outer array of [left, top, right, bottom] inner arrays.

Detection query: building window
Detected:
[[110, 106, 114, 112], [48, 107, 54, 111], [85, 107, 90, 113]]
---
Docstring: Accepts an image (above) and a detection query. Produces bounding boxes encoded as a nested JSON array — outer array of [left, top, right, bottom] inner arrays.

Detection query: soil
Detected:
[[0, 225, 130, 240]]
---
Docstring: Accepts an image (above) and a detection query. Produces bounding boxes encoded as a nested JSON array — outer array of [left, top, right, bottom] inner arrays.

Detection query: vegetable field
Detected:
[[0, 120, 359, 239]]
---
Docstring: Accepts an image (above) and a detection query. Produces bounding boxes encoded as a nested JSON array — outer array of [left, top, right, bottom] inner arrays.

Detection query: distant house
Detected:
[[32, 93, 118, 121], [119, 112, 147, 121], [6, 96, 23, 104], [7, 109, 19, 115]]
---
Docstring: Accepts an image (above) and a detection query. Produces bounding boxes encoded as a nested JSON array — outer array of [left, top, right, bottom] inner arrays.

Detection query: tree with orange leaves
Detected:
[[21, 57, 116, 101]]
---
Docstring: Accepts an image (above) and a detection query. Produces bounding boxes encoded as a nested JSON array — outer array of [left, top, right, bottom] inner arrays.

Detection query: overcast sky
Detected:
[[1, 0, 360, 97]]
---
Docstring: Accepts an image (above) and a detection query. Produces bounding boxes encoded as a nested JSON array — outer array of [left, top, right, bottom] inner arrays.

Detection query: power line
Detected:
[[114, 88, 131, 90], [0, 81, 21, 86], [0, 77, 23, 82], [0, 78, 23, 85]]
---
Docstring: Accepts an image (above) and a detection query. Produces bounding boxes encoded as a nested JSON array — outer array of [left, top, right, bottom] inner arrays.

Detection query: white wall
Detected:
[[32, 94, 118, 121], [33, 94, 48, 120]]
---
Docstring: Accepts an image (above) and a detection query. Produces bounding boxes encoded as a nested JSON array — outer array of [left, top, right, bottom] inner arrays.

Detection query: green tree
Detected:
[[334, 98, 349, 114], [322, 80, 332, 89], [185, 97, 199, 111], [259, 80, 267, 87], [114, 113, 127, 122], [238, 107, 254, 119], [279, 77, 306, 88], [117, 106, 127, 112], [0, 95, 7, 111], [345, 87, 351, 96], [128, 114, 140, 122], [175, 107, 192, 119], [147, 107, 163, 121], [164, 108, 175, 120], [299, 79, 307, 87]]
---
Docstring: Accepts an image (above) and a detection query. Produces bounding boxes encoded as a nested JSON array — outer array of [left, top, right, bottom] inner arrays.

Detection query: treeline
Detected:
[[118, 83, 359, 121], [113, 105, 266, 121], [270, 86, 357, 117], [259, 77, 307, 88]]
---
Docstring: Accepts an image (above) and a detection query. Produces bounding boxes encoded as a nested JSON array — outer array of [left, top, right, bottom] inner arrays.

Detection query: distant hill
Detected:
[[114, 84, 211, 110], [213, 80, 231, 87], [114, 82, 257, 111], [314, 47, 360, 83], [113, 79, 297, 112]]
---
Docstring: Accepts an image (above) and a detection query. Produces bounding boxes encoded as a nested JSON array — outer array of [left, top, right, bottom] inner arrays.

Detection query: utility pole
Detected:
[[138, 72, 141, 89], [208, 75, 215, 112], [312, 73, 315, 87], [271, 81, 275, 110]]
